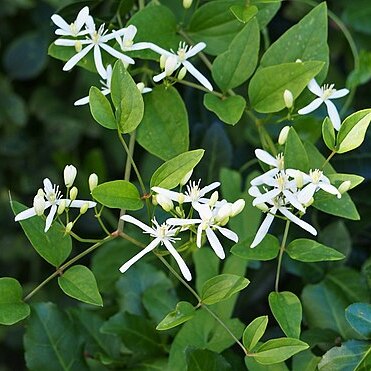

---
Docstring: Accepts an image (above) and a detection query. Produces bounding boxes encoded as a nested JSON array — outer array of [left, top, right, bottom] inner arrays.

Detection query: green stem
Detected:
[[138, 0, 145, 10], [95, 206, 111, 236], [275, 220, 290, 292], [24, 235, 115, 301], [69, 231, 101, 244], [172, 78, 223, 97], [322, 150, 336, 169]]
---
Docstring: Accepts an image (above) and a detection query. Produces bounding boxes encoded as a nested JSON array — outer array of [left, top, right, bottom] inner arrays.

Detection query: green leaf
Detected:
[[245, 357, 289, 371], [201, 274, 249, 305], [156, 301, 196, 331], [11, 201, 72, 267], [347, 50, 371, 88], [212, 18, 260, 91], [253, 338, 309, 364], [92, 180, 143, 210], [186, 349, 232, 371], [58, 265, 103, 306], [230, 5, 258, 23], [110, 61, 144, 133], [336, 109, 371, 153], [231, 234, 280, 260], [203, 94, 246, 125], [286, 239, 345, 262], [322, 117, 336, 151], [312, 190, 360, 220], [327, 173, 364, 190], [136, 85, 189, 160], [345, 303, 371, 338], [248, 61, 324, 113], [243, 316, 269, 350], [194, 248, 220, 295], [268, 291, 302, 339], [284, 127, 309, 172], [89, 87, 116, 130], [0, 277, 30, 325], [292, 350, 321, 371], [24, 302, 88, 371], [343, 1, 371, 34], [150, 149, 204, 189], [260, 3, 328, 81], [318, 340, 371, 371]]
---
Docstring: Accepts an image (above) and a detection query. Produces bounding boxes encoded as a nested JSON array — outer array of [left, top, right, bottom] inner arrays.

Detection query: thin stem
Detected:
[[69, 231, 101, 244], [275, 220, 291, 293], [95, 207, 111, 236], [171, 78, 223, 97], [322, 150, 336, 169], [24, 235, 115, 301], [239, 158, 259, 173], [138, 0, 145, 10]]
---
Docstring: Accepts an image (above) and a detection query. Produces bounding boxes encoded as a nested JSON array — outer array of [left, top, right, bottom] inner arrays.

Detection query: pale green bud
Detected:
[[136, 82, 145, 93], [209, 191, 219, 207], [219, 217, 229, 226], [295, 58, 302, 63], [57, 200, 66, 215], [36, 188, 45, 197], [157, 194, 174, 212], [88, 173, 98, 192], [231, 199, 245, 217], [278, 126, 290, 145], [80, 202, 89, 215], [256, 203, 269, 212], [178, 66, 187, 80], [65, 222, 74, 233], [152, 194, 158, 206], [303, 197, 314, 208], [64, 164, 77, 188], [165, 55, 178, 76], [216, 203, 232, 221], [338, 180, 351, 194], [74, 40, 82, 53], [160, 54, 167, 69], [183, 0, 193, 9], [177, 193, 185, 204], [33, 195, 45, 216], [293, 170, 304, 189], [70, 186, 78, 201], [283, 90, 293, 109], [180, 170, 193, 186]]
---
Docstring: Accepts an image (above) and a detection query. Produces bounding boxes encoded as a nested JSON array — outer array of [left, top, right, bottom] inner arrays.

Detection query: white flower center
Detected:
[[176, 42, 189, 62], [321, 84, 336, 100], [276, 153, 285, 170], [309, 169, 323, 184], [45, 184, 62, 205], [69, 22, 78, 35], [185, 180, 201, 201], [275, 173, 288, 191], [90, 24, 106, 44], [123, 39, 133, 48]]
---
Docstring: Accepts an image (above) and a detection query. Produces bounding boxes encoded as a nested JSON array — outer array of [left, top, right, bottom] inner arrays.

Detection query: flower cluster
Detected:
[[14, 165, 96, 232], [119, 178, 244, 281], [51, 6, 212, 106], [249, 149, 341, 248]]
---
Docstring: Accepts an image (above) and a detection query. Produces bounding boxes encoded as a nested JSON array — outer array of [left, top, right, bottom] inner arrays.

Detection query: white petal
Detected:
[[125, 25, 137, 41], [255, 149, 277, 167], [142, 87, 152, 94], [54, 39, 79, 46], [248, 186, 262, 198], [319, 183, 341, 197], [252, 188, 280, 206], [163, 240, 192, 281], [324, 100, 341, 131], [43, 178, 53, 193], [194, 203, 213, 221], [119, 238, 159, 273], [63, 44, 94, 71], [330, 88, 349, 99], [65, 200, 96, 208], [215, 226, 238, 243], [99, 43, 135, 64], [166, 218, 201, 226], [205, 228, 225, 259], [121, 214, 154, 234], [102, 29, 126, 42], [51, 14, 69, 31], [279, 207, 317, 235], [196, 224, 203, 248], [298, 98, 323, 115], [307, 79, 322, 96], [93, 45, 107, 78], [75, 7, 90, 31], [153, 70, 167, 83], [185, 42, 206, 58], [15, 207, 38, 221], [250, 210, 276, 248], [151, 187, 184, 202], [198, 182, 220, 198], [182, 60, 213, 91], [146, 43, 172, 56], [297, 183, 317, 204], [130, 42, 156, 51], [283, 190, 305, 212], [74, 95, 90, 106], [85, 16, 95, 31], [45, 204, 57, 232]]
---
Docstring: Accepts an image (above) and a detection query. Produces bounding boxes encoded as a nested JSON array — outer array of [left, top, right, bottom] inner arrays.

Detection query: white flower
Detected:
[[114, 25, 155, 53], [167, 203, 238, 259], [152, 179, 220, 209], [51, 6, 90, 37], [120, 215, 192, 281], [250, 150, 285, 186], [63, 165, 77, 187], [298, 79, 349, 131], [74, 64, 112, 106], [151, 41, 213, 91], [15, 178, 96, 232], [54, 18, 133, 78]]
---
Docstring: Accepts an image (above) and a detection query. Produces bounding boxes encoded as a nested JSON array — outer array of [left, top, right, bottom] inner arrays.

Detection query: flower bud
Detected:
[[338, 180, 351, 194], [303, 197, 314, 208], [64, 164, 77, 188], [65, 222, 74, 234], [256, 203, 269, 212], [70, 186, 78, 201], [157, 194, 174, 212], [80, 202, 89, 215], [209, 191, 219, 207], [295, 58, 302, 63], [177, 193, 185, 204], [160, 54, 167, 69], [165, 55, 178, 76], [217, 203, 232, 221], [36, 188, 45, 197], [183, 0, 193, 9], [57, 200, 66, 215], [278, 126, 290, 145], [283, 90, 294, 109], [152, 194, 158, 206], [74, 40, 82, 53], [293, 170, 304, 189], [178, 66, 187, 80], [219, 217, 229, 226], [136, 82, 145, 93], [231, 199, 245, 217], [88, 173, 98, 192], [180, 170, 193, 186], [33, 195, 45, 216]]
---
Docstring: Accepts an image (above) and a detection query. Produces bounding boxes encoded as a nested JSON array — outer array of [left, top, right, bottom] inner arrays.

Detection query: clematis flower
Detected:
[[152, 179, 220, 209], [51, 6, 90, 37], [54, 17, 133, 78], [15, 178, 96, 232], [120, 215, 192, 281], [151, 41, 213, 91], [167, 203, 238, 259], [114, 25, 154, 52], [250, 150, 285, 186], [298, 78, 349, 131]]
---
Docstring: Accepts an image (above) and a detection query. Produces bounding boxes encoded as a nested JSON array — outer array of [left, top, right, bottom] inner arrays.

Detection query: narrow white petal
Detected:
[[198, 182, 220, 198], [308, 79, 322, 96], [119, 239, 159, 273], [75, 7, 90, 31], [298, 98, 323, 115], [102, 29, 126, 42], [51, 14, 69, 31], [151, 187, 184, 202], [193, 203, 213, 221], [163, 240, 192, 281], [319, 183, 341, 197], [125, 25, 137, 41], [166, 218, 201, 226], [54, 39, 79, 46], [146, 43, 172, 56], [185, 42, 206, 58], [324, 100, 341, 131], [85, 16, 95, 31], [205, 228, 225, 259], [43, 178, 53, 193], [94, 45, 106, 79], [121, 215, 154, 234], [283, 190, 305, 212], [130, 42, 156, 51], [330, 88, 349, 99], [182, 60, 213, 91], [65, 200, 96, 208], [45, 204, 57, 232], [153, 70, 167, 82], [297, 183, 317, 204], [196, 224, 203, 248], [55, 30, 73, 36], [250, 210, 276, 248], [279, 207, 317, 235], [99, 43, 135, 64], [248, 186, 262, 198], [142, 87, 152, 94], [252, 188, 280, 206], [255, 149, 277, 167], [74, 95, 90, 106], [63, 44, 94, 71], [15, 207, 38, 221], [215, 226, 238, 243]]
